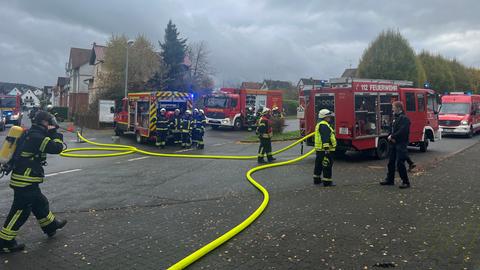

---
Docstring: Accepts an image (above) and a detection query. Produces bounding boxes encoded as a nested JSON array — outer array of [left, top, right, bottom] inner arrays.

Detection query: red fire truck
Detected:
[[439, 93, 480, 137], [0, 94, 22, 126], [113, 91, 193, 143], [203, 88, 283, 129], [299, 78, 441, 158]]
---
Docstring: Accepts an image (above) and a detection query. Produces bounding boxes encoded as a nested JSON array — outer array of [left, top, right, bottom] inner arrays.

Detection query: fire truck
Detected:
[[113, 91, 193, 143], [439, 93, 480, 137], [299, 78, 441, 159], [0, 94, 22, 126], [203, 88, 283, 130]]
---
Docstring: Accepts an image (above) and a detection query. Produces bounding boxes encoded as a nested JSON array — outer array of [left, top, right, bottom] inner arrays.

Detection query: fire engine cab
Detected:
[[113, 91, 193, 143], [439, 93, 480, 137], [299, 78, 441, 159]]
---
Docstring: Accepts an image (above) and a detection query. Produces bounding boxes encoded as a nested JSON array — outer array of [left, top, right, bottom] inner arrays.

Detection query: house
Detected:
[[34, 89, 44, 97], [21, 89, 40, 108], [341, 68, 357, 78], [88, 43, 107, 105], [240, 82, 262, 89], [54, 77, 69, 107], [66, 47, 93, 117], [297, 78, 327, 91], [7, 87, 22, 96], [261, 80, 293, 90]]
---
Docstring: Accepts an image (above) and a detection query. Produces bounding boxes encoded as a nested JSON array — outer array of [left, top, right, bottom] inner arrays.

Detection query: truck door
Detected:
[[427, 93, 439, 132], [403, 92, 422, 143], [315, 93, 335, 126]]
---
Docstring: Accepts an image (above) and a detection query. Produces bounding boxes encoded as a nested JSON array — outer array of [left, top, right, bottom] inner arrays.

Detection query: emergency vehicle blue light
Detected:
[[6, 112, 12, 115], [466, 91, 472, 96]]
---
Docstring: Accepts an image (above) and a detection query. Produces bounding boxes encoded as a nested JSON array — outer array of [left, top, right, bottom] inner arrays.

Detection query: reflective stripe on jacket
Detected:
[[314, 120, 336, 151]]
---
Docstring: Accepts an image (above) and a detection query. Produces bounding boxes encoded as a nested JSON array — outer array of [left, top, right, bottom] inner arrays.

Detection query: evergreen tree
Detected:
[[159, 20, 188, 91], [357, 29, 424, 86]]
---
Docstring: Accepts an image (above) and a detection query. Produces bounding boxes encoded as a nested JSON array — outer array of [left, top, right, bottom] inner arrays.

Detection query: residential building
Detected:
[[7, 87, 22, 96], [297, 78, 327, 91], [21, 89, 40, 108], [261, 80, 293, 90], [341, 68, 357, 78], [240, 82, 262, 89], [54, 77, 69, 107], [66, 47, 93, 117], [88, 43, 106, 105]]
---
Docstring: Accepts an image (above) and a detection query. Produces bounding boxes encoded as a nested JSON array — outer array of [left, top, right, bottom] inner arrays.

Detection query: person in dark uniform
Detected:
[[155, 108, 169, 148], [246, 107, 256, 131], [192, 109, 207, 149], [0, 111, 67, 253], [170, 109, 182, 145], [180, 110, 193, 148], [256, 108, 276, 164], [380, 101, 411, 189], [313, 109, 337, 187]]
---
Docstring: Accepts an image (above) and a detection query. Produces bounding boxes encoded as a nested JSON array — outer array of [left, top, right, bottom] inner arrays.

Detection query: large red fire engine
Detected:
[[113, 91, 193, 143], [299, 78, 441, 158], [203, 88, 283, 130], [0, 94, 22, 126]]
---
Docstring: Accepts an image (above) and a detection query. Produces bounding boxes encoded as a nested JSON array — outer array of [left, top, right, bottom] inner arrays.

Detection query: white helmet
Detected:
[[185, 110, 192, 115], [160, 108, 166, 113], [194, 108, 199, 113], [318, 109, 335, 119], [273, 106, 278, 110], [47, 104, 53, 110], [263, 107, 271, 114], [175, 109, 180, 113], [199, 109, 204, 114]]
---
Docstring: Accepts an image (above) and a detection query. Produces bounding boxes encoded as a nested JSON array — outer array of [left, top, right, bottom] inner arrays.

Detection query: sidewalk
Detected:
[[1, 140, 479, 269]]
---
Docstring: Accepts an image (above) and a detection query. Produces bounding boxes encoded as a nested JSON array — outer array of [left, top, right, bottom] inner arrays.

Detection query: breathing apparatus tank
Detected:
[[0, 126, 24, 165]]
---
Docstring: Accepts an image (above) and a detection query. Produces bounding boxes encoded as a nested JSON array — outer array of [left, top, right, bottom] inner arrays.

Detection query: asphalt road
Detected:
[[0, 118, 479, 269]]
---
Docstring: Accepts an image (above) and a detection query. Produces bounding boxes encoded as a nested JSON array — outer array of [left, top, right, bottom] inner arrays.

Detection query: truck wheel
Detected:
[[234, 118, 243, 130], [136, 132, 144, 144], [375, 138, 389, 159], [467, 127, 474, 138], [419, 137, 429, 152]]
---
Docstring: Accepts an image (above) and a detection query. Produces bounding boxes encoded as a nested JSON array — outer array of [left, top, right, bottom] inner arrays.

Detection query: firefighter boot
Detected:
[[257, 157, 267, 164], [313, 177, 322, 185], [267, 155, 276, 162], [45, 219, 68, 238], [0, 239, 25, 254], [323, 181, 336, 187]]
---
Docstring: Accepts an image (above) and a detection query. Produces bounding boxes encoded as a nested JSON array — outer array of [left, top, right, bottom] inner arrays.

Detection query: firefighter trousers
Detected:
[[258, 137, 273, 160], [181, 131, 191, 147], [156, 130, 168, 146], [386, 143, 410, 184], [313, 150, 333, 182], [192, 128, 204, 146], [0, 186, 57, 242], [172, 130, 181, 144]]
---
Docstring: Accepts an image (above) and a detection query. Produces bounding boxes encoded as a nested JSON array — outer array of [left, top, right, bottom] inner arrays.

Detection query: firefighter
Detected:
[[380, 101, 411, 189], [0, 111, 67, 253], [246, 107, 256, 131], [313, 109, 337, 187], [272, 106, 281, 119], [155, 108, 169, 148], [192, 109, 207, 149], [191, 109, 199, 147], [180, 110, 193, 148], [255, 106, 263, 124], [170, 109, 182, 145], [256, 108, 276, 164]]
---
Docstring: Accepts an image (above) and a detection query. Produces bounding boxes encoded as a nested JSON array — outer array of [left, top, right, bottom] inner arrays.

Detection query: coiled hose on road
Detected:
[[61, 132, 315, 269]]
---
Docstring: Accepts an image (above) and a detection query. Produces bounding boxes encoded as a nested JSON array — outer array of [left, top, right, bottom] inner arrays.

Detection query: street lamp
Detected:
[[124, 39, 134, 98]]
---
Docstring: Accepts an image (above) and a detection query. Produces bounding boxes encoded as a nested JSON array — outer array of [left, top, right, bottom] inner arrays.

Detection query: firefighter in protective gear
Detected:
[[192, 109, 207, 149], [170, 109, 182, 145], [256, 108, 276, 164], [246, 107, 256, 131], [0, 111, 67, 254], [156, 108, 169, 148], [313, 109, 337, 187], [272, 106, 281, 119], [180, 110, 193, 148]]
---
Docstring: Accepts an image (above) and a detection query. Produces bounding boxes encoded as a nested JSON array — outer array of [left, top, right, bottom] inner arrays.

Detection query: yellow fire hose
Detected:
[[60, 132, 315, 269]]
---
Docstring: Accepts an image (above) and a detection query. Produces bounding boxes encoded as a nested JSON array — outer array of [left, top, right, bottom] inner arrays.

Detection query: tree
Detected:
[[357, 29, 424, 86], [94, 34, 160, 111], [448, 59, 472, 91], [159, 20, 188, 91], [186, 41, 214, 91]]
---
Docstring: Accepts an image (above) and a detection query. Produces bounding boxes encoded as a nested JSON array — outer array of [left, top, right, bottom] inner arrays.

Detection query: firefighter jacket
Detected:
[[246, 111, 256, 125], [156, 114, 170, 131], [257, 116, 273, 139], [10, 124, 64, 188], [390, 112, 411, 144], [314, 120, 336, 151], [193, 114, 206, 130], [180, 115, 193, 132], [170, 114, 182, 131]]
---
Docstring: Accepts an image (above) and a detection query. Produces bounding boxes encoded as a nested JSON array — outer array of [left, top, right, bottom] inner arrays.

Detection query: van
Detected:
[[439, 93, 480, 137]]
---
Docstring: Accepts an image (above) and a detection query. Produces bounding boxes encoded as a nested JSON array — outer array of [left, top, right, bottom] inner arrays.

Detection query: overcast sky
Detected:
[[0, 0, 479, 88]]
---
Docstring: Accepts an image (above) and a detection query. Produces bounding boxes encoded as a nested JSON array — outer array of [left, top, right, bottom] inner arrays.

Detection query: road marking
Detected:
[[46, 169, 82, 177], [212, 143, 227, 146], [174, 148, 194, 153], [127, 156, 150, 162]]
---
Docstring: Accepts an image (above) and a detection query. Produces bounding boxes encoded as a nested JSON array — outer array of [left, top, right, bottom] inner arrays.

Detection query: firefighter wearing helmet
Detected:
[[170, 108, 182, 144], [155, 108, 169, 148], [180, 110, 193, 148], [192, 109, 207, 149], [0, 111, 67, 253], [256, 107, 276, 163], [313, 109, 337, 187], [246, 107, 256, 131]]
